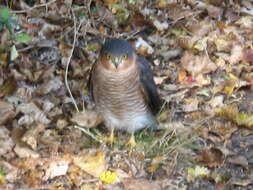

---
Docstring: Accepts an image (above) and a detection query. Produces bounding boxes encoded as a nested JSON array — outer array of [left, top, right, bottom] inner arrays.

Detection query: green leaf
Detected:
[[0, 7, 11, 23], [10, 45, 18, 61], [15, 33, 32, 43]]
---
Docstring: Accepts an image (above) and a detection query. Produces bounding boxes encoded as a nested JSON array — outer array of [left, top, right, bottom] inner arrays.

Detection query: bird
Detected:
[[89, 38, 161, 146]]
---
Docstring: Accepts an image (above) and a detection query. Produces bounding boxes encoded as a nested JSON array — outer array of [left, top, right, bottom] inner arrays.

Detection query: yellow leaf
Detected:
[[73, 151, 106, 178], [187, 166, 210, 182], [216, 105, 253, 128], [228, 73, 238, 80], [236, 113, 253, 127], [99, 171, 117, 184], [223, 85, 235, 95], [0, 170, 6, 185], [147, 156, 164, 173]]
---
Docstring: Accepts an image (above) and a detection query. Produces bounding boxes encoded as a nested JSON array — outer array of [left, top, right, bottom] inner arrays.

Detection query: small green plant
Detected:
[[0, 7, 31, 60], [0, 7, 17, 33]]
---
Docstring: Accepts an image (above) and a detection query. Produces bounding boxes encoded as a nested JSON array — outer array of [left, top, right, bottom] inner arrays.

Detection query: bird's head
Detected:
[[99, 38, 136, 71]]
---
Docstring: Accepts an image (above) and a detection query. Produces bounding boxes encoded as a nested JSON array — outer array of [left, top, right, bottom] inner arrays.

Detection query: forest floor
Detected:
[[0, 0, 253, 189]]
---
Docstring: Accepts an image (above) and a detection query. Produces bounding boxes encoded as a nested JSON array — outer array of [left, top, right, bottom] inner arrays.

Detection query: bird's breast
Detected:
[[92, 63, 149, 122]]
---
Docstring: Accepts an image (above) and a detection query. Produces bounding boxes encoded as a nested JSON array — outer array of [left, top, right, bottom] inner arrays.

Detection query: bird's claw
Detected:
[[105, 130, 115, 146]]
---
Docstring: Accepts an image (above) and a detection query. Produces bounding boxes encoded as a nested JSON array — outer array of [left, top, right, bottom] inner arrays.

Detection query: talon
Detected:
[[105, 129, 115, 146]]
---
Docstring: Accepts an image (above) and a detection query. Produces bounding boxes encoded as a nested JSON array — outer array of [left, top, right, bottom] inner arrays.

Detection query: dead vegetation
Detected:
[[0, 0, 253, 189]]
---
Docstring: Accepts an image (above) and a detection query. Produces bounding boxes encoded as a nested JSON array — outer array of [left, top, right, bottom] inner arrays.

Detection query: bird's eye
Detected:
[[107, 54, 111, 60], [122, 54, 128, 59]]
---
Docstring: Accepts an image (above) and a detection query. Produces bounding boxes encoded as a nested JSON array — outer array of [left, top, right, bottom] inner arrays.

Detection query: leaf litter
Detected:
[[0, 0, 253, 189]]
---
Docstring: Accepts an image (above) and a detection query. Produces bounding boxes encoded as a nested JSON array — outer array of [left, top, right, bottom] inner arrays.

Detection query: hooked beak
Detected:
[[111, 57, 121, 68]]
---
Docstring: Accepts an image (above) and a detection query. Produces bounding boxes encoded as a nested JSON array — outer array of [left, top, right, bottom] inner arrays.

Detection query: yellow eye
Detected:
[[106, 54, 111, 60], [122, 54, 128, 59]]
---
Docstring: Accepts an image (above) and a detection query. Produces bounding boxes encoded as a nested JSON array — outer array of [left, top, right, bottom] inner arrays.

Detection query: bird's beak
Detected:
[[112, 57, 121, 68]]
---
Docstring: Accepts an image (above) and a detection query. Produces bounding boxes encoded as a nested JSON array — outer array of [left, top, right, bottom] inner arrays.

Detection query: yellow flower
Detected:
[[99, 171, 117, 184]]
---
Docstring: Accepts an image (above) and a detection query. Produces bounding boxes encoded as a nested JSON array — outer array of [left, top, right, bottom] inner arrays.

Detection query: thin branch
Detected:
[[65, 9, 80, 112], [74, 125, 103, 144]]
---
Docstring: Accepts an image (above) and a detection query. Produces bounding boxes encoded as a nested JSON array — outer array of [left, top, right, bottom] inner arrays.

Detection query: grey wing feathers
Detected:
[[136, 56, 161, 115]]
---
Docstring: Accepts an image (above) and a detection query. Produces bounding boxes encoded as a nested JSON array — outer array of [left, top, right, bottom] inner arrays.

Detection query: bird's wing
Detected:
[[136, 56, 161, 115], [87, 64, 95, 102]]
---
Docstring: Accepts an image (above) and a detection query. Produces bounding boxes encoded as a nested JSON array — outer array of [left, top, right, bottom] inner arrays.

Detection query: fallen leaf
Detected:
[[187, 165, 210, 182], [181, 52, 217, 78], [0, 127, 14, 156], [14, 144, 39, 158], [0, 101, 16, 125], [71, 110, 102, 128], [73, 151, 107, 178], [198, 147, 224, 167], [21, 123, 46, 150], [0, 78, 17, 98], [216, 105, 253, 129], [99, 171, 118, 184], [147, 156, 165, 173], [182, 98, 199, 112], [43, 159, 70, 180], [123, 179, 161, 190]]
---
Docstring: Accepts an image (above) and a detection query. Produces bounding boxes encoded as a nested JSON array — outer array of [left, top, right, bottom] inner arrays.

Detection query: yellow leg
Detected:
[[127, 134, 136, 148], [106, 129, 115, 146]]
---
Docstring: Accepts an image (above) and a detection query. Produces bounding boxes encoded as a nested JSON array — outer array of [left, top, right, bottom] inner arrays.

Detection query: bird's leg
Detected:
[[106, 129, 115, 146], [127, 133, 137, 148]]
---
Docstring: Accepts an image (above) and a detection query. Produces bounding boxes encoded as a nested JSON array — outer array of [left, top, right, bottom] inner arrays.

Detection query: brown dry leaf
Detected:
[[0, 127, 14, 156], [71, 110, 102, 128], [210, 120, 237, 141], [17, 102, 50, 125], [207, 5, 223, 18], [177, 69, 187, 83], [14, 144, 39, 158], [227, 155, 248, 169], [123, 179, 161, 190], [186, 19, 214, 37], [0, 101, 16, 125], [21, 123, 46, 150], [43, 159, 70, 180], [182, 98, 199, 112], [73, 151, 107, 178], [0, 78, 17, 98], [181, 52, 217, 78], [198, 147, 224, 168], [228, 44, 244, 64], [243, 48, 253, 63], [167, 3, 192, 21], [35, 77, 63, 96], [178, 36, 196, 50]]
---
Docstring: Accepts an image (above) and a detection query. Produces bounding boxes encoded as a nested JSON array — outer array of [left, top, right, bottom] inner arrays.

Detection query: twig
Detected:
[[64, 9, 80, 112], [74, 125, 103, 144]]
